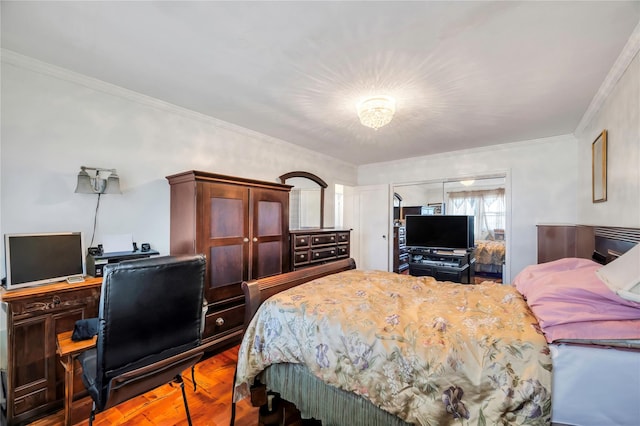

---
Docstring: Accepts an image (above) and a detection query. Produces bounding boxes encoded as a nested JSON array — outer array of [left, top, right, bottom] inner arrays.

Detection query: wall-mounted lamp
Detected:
[[75, 166, 121, 194]]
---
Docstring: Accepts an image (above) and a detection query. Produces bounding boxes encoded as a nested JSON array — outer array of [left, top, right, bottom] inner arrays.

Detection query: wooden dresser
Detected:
[[1, 278, 102, 425], [290, 229, 351, 270], [166, 171, 291, 353]]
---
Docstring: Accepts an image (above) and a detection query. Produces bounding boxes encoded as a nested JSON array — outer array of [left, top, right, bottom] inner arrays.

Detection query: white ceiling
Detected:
[[2, 1, 639, 165]]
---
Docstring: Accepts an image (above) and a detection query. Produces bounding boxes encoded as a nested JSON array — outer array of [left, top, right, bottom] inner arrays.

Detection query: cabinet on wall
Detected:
[[1, 279, 102, 425], [393, 226, 409, 274], [290, 229, 350, 270], [166, 171, 291, 352], [537, 224, 594, 263]]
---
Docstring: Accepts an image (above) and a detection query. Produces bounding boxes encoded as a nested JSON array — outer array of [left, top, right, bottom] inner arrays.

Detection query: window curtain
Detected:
[[447, 189, 505, 240]]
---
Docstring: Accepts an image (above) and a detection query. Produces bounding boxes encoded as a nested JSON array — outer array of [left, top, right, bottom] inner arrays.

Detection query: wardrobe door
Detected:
[[199, 182, 250, 304], [251, 187, 290, 278]]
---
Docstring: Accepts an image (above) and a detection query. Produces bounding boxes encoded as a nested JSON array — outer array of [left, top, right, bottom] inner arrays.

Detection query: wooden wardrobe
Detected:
[[166, 170, 291, 352]]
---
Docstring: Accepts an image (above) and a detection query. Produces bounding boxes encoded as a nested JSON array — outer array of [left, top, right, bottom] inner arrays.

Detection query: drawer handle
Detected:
[[314, 238, 319, 242], [299, 254, 305, 258], [300, 239, 305, 243], [215, 317, 225, 326], [315, 253, 320, 257]]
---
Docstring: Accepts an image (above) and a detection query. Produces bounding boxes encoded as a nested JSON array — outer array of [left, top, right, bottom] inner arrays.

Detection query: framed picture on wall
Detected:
[[592, 129, 607, 203], [427, 202, 445, 215]]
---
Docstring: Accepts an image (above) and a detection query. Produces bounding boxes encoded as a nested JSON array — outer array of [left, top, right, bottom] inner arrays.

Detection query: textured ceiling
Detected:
[[2, 1, 639, 165]]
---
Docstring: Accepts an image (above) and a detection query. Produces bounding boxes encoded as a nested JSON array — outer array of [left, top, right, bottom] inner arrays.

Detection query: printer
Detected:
[[87, 249, 160, 277]]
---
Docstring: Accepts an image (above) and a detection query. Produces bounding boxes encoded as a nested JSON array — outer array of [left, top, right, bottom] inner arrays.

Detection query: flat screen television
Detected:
[[4, 232, 86, 290], [405, 215, 474, 250]]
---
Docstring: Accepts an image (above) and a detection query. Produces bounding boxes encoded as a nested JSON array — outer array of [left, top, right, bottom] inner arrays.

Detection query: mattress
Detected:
[[550, 343, 640, 426]]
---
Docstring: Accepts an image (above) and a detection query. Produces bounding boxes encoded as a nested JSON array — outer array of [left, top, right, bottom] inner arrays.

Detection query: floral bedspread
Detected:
[[234, 270, 551, 425], [475, 239, 506, 266]]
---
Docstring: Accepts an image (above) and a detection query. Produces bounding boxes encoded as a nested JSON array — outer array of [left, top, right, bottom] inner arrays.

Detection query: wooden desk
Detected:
[[56, 330, 97, 426], [1, 278, 102, 425]]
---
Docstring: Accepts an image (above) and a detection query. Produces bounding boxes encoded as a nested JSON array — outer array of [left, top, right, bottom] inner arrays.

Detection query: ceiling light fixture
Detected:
[[460, 180, 475, 186], [356, 95, 396, 130]]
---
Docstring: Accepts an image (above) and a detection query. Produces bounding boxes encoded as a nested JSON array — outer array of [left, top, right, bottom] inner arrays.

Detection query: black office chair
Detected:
[[78, 254, 206, 426]]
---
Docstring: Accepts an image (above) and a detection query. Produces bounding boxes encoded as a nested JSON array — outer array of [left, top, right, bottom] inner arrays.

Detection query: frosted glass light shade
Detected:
[[356, 95, 396, 130], [74, 167, 121, 194]]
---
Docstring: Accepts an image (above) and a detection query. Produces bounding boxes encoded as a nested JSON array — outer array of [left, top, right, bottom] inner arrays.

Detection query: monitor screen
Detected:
[[4, 232, 86, 289], [405, 215, 474, 250]]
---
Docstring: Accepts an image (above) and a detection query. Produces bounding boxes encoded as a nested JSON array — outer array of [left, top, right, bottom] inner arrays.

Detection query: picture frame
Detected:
[[592, 129, 607, 203], [427, 202, 445, 215]]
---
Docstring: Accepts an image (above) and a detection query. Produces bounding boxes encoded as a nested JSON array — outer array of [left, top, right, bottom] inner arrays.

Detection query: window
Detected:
[[448, 188, 505, 240]]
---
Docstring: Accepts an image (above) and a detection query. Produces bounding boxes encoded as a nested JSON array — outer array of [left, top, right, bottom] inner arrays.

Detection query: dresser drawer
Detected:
[[337, 232, 350, 243], [293, 250, 310, 266], [10, 288, 100, 317], [204, 304, 244, 338], [311, 233, 336, 246], [311, 247, 337, 261], [337, 245, 349, 257], [294, 235, 311, 248]]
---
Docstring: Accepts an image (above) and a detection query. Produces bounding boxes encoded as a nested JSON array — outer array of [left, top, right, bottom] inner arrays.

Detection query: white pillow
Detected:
[[596, 243, 640, 302]]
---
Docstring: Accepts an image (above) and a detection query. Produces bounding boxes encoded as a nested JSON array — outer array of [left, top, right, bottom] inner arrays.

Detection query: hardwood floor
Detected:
[[29, 345, 259, 426]]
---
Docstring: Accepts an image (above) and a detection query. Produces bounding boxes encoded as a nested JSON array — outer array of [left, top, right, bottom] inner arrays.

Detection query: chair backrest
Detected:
[[95, 254, 206, 406]]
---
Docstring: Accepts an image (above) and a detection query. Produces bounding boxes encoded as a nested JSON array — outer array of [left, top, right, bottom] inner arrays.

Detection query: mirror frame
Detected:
[[592, 129, 607, 203], [279, 171, 328, 228]]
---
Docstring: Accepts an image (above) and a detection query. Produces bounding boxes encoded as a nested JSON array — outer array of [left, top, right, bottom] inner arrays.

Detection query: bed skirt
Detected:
[[262, 363, 410, 426]]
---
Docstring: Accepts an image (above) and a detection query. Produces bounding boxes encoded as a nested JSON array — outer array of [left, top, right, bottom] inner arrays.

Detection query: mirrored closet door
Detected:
[[392, 174, 507, 283]]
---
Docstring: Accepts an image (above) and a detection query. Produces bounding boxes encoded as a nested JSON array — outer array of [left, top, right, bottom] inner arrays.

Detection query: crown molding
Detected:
[[574, 20, 640, 136], [1, 48, 356, 168], [0, 48, 259, 135]]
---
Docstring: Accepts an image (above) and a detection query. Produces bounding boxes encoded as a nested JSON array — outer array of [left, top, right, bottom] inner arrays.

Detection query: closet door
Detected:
[[199, 182, 250, 304], [251, 187, 290, 278]]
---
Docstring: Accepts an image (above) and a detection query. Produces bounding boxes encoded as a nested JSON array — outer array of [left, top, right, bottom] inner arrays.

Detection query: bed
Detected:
[[474, 239, 505, 276], [233, 227, 640, 426]]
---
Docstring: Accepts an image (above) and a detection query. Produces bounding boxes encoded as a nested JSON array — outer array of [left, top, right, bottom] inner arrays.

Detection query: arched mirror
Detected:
[[279, 171, 327, 229], [393, 192, 403, 224]]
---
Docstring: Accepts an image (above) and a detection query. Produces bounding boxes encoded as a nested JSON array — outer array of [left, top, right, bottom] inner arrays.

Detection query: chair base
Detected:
[[88, 374, 193, 426]]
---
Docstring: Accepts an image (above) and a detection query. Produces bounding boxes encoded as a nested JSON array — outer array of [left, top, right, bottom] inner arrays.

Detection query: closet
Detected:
[[166, 171, 291, 352]]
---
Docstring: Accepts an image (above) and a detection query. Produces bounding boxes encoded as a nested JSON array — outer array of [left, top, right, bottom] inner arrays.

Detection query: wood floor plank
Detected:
[[28, 345, 259, 426]]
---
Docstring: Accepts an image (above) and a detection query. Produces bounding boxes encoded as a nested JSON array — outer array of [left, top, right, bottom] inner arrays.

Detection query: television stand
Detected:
[[408, 248, 475, 284]]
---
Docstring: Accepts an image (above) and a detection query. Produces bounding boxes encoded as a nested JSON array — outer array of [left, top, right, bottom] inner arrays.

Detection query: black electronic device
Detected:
[[86, 249, 159, 277], [405, 215, 475, 250], [141, 243, 151, 252], [3, 232, 86, 290]]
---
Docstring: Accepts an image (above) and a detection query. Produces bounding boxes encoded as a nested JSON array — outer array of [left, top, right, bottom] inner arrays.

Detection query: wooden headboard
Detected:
[[591, 226, 640, 263], [241, 258, 356, 328]]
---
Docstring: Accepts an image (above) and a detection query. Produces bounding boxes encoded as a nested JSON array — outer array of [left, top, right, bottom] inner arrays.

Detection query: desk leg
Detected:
[[59, 354, 74, 426]]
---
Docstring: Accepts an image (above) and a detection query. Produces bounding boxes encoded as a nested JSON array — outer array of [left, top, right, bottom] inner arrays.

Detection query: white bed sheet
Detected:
[[551, 343, 640, 426]]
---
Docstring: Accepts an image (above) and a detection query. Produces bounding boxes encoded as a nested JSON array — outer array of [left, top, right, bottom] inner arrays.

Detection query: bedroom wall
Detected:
[[575, 51, 640, 226], [0, 52, 358, 278], [357, 135, 579, 280]]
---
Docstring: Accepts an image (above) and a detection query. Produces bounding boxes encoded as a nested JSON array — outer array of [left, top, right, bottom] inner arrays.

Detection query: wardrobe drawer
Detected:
[[204, 304, 244, 338]]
